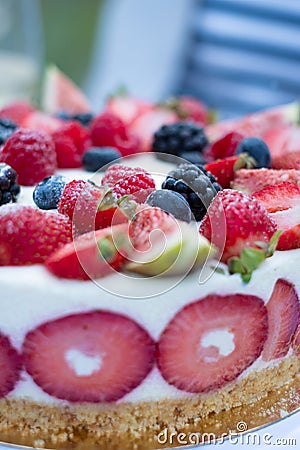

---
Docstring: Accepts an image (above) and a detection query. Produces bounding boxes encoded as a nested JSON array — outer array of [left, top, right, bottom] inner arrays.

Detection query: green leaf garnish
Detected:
[[228, 230, 283, 283]]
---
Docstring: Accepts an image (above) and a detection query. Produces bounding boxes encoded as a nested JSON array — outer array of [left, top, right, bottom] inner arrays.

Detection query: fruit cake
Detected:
[[0, 75, 300, 448]]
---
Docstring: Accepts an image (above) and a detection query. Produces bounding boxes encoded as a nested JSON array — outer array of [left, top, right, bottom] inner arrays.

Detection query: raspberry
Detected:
[[0, 205, 72, 265], [90, 112, 140, 157], [90, 112, 127, 147], [52, 121, 92, 168], [101, 164, 155, 199], [0, 129, 57, 186], [58, 179, 88, 219]]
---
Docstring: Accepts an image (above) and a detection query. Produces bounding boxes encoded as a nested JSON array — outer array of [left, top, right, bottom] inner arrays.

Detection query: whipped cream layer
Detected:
[[1, 154, 300, 405]]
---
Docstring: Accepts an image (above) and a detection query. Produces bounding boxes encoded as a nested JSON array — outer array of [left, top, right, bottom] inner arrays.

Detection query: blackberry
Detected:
[[0, 163, 20, 206], [152, 122, 208, 160], [162, 163, 222, 221], [0, 118, 18, 145]]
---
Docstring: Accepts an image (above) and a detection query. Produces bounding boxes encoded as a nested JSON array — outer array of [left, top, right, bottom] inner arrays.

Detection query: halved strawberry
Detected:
[[0, 101, 33, 125], [157, 294, 268, 393], [205, 131, 244, 161], [262, 125, 300, 169], [253, 182, 300, 250], [262, 279, 299, 361], [164, 96, 209, 126], [21, 111, 62, 134], [205, 153, 255, 188], [45, 224, 130, 280], [105, 94, 153, 126], [0, 333, 22, 397], [129, 106, 177, 152], [232, 168, 300, 194], [22, 311, 155, 402], [253, 181, 300, 213]]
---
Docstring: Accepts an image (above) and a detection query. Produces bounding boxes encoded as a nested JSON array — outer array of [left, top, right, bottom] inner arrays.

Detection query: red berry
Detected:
[[205, 154, 254, 189], [0, 129, 57, 186], [0, 333, 22, 397], [58, 179, 128, 235], [0, 205, 72, 265], [22, 311, 155, 402], [157, 294, 268, 393], [199, 190, 277, 263], [262, 125, 300, 170], [207, 131, 244, 161], [129, 107, 177, 152], [46, 224, 129, 280], [113, 132, 141, 157], [232, 168, 300, 194], [253, 182, 300, 250], [101, 164, 155, 200], [171, 96, 209, 125], [90, 112, 127, 147], [105, 95, 152, 126], [52, 121, 91, 168], [0, 101, 33, 125], [262, 279, 299, 361]]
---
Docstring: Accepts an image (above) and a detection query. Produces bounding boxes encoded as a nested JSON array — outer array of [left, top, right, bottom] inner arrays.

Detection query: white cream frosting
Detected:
[[1, 154, 300, 405]]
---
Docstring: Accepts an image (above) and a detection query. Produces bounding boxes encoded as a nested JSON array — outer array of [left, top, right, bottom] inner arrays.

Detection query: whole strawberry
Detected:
[[0, 129, 57, 186], [200, 189, 277, 263], [0, 205, 72, 265]]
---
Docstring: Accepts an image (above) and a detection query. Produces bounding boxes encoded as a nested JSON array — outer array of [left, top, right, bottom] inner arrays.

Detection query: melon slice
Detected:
[[41, 65, 92, 115]]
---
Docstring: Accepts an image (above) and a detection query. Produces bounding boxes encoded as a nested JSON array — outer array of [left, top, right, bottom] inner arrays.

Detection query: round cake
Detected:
[[0, 80, 300, 449]]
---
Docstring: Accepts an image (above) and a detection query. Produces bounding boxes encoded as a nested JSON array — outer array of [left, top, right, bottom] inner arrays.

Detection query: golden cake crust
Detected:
[[0, 355, 299, 449]]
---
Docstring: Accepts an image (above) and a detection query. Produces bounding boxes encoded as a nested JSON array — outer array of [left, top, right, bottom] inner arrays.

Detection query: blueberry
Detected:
[[146, 189, 192, 223], [236, 137, 271, 168], [0, 118, 18, 145], [72, 112, 94, 127], [82, 147, 121, 172], [33, 175, 66, 210], [179, 151, 206, 165]]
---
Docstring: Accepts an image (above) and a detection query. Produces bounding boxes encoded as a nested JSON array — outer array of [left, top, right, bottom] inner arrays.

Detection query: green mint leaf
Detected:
[[241, 272, 252, 283], [267, 230, 283, 257], [98, 238, 115, 262], [228, 257, 245, 275]]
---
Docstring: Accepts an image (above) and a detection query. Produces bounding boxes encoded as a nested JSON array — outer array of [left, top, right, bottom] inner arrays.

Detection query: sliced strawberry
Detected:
[[21, 111, 62, 134], [262, 125, 300, 169], [129, 106, 177, 152], [199, 190, 277, 263], [253, 182, 300, 250], [205, 102, 299, 141], [0, 205, 72, 265], [22, 311, 155, 402], [157, 294, 268, 393], [45, 224, 130, 280], [205, 131, 244, 161], [105, 94, 153, 126], [253, 181, 300, 213], [0, 333, 22, 397], [262, 279, 299, 361], [0, 101, 34, 125], [232, 168, 300, 194], [205, 154, 254, 188]]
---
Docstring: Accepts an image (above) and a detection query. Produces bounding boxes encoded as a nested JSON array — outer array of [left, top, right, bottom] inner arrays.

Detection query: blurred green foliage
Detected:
[[40, 0, 103, 86]]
